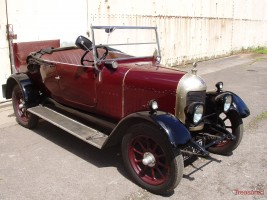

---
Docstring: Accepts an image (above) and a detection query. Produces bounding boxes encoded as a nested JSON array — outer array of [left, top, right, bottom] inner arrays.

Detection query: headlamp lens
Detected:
[[224, 94, 232, 112], [151, 101, 158, 110], [193, 104, 204, 124], [149, 100, 158, 112]]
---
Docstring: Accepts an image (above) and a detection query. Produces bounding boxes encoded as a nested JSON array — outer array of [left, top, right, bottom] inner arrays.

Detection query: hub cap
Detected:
[[142, 152, 156, 167]]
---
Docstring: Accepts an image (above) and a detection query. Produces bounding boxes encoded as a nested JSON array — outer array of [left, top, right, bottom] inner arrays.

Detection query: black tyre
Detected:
[[208, 110, 243, 155], [12, 84, 38, 129], [121, 123, 184, 195]]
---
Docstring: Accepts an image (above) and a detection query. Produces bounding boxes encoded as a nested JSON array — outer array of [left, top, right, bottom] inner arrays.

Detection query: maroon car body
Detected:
[[3, 26, 250, 195], [38, 48, 183, 120]]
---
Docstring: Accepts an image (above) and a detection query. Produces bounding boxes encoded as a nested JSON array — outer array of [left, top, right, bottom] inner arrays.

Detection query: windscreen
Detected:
[[91, 27, 160, 58]]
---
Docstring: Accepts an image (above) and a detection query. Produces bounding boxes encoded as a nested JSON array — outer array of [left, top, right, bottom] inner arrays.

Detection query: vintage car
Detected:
[[3, 26, 250, 195]]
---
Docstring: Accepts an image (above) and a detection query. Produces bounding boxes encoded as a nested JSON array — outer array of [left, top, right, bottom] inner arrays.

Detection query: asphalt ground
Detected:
[[0, 53, 266, 200]]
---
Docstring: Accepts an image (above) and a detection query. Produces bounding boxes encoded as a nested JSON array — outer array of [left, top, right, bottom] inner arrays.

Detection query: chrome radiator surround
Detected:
[[175, 73, 207, 125]]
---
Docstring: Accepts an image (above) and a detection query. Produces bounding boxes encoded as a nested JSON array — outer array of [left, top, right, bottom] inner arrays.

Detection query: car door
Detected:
[[56, 63, 97, 109], [40, 64, 61, 100]]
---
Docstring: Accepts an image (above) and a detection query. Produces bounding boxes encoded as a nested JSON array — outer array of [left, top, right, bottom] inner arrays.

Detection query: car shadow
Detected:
[[182, 154, 224, 181], [33, 120, 128, 175]]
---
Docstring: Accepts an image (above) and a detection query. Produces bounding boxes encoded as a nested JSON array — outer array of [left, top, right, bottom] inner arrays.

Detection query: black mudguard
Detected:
[[103, 111, 191, 148], [206, 91, 250, 119], [230, 92, 250, 118], [152, 113, 192, 146], [5, 73, 40, 106]]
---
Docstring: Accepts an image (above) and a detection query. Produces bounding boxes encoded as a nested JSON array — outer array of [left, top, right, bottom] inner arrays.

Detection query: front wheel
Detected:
[[121, 123, 184, 195], [12, 84, 38, 129], [208, 110, 243, 155]]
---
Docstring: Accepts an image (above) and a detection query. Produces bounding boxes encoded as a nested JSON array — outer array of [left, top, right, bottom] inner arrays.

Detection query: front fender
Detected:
[[206, 91, 250, 119], [152, 113, 191, 146], [103, 111, 191, 148], [230, 92, 250, 118]]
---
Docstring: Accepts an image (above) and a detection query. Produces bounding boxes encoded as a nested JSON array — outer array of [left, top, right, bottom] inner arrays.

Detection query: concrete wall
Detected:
[[4, 0, 267, 66], [88, 0, 267, 66]]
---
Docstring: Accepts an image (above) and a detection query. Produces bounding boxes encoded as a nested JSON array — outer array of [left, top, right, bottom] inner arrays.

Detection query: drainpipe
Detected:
[[5, 0, 17, 74]]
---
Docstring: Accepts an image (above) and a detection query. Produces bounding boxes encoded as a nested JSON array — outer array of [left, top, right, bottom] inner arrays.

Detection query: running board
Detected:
[[28, 105, 108, 149]]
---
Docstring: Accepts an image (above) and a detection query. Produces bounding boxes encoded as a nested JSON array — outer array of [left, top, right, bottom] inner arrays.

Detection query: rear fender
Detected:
[[103, 111, 191, 148], [5, 73, 40, 106]]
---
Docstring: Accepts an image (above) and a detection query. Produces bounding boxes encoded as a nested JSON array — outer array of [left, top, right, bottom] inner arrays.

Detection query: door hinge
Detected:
[[7, 24, 17, 40]]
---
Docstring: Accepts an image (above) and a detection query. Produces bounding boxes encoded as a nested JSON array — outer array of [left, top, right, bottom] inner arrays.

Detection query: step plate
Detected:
[[28, 106, 108, 149]]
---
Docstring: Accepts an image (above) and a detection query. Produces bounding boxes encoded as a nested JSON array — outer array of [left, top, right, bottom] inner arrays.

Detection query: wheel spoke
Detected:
[[151, 168, 156, 180], [134, 158, 142, 164], [151, 143, 159, 152], [133, 148, 144, 156], [139, 166, 148, 176], [155, 166, 165, 179], [157, 161, 168, 169], [136, 141, 146, 151], [140, 137, 157, 152], [144, 137, 151, 150], [156, 153, 165, 158]]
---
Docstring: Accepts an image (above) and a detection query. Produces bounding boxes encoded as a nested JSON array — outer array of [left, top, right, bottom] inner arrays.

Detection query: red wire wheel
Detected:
[[122, 123, 184, 195], [128, 135, 170, 185], [12, 85, 38, 129], [208, 110, 243, 155]]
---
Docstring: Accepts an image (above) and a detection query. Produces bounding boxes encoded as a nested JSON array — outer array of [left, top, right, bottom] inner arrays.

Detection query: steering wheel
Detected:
[[81, 45, 109, 65]]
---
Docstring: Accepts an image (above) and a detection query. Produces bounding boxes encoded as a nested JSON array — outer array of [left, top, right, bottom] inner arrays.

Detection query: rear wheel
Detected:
[[121, 123, 184, 195], [12, 85, 38, 129], [208, 110, 243, 155]]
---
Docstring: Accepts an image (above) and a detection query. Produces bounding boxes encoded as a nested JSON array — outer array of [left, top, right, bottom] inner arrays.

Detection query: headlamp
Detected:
[[193, 104, 204, 124], [149, 100, 158, 113], [223, 94, 232, 112], [215, 93, 233, 113], [186, 103, 204, 125], [215, 82, 223, 92]]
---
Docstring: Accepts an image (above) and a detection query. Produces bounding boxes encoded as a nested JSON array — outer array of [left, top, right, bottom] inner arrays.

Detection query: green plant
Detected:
[[253, 46, 267, 54]]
